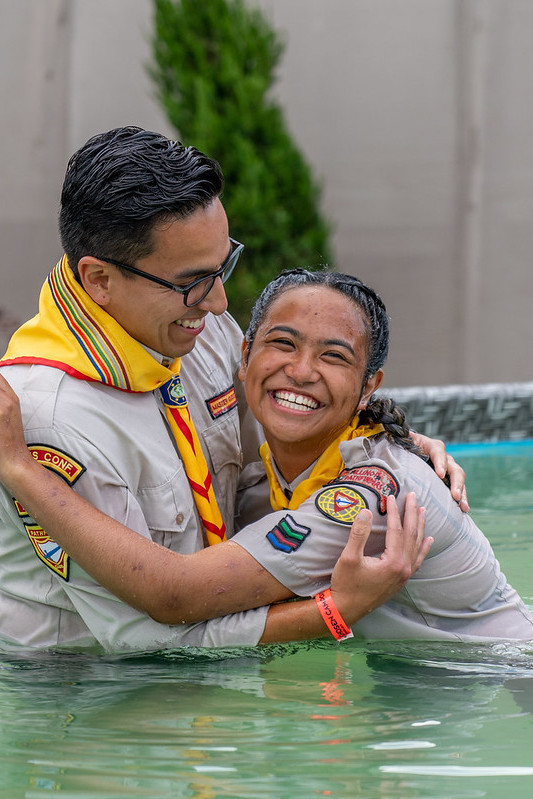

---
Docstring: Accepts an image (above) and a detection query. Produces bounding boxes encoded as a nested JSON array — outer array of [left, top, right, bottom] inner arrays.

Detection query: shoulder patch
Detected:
[[315, 486, 367, 525], [266, 514, 311, 552], [26, 524, 70, 581], [333, 465, 399, 514], [205, 385, 238, 419], [28, 444, 86, 484], [12, 444, 85, 581]]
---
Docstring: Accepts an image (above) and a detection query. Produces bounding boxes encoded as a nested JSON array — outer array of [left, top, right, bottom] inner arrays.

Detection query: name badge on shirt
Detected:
[[205, 385, 238, 419]]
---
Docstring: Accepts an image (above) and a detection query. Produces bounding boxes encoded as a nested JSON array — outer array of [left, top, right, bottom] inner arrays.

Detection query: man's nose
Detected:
[[196, 276, 228, 316]]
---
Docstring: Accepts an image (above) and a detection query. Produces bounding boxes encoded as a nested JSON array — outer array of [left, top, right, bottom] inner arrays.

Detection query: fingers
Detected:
[[0, 373, 13, 394], [446, 456, 470, 512], [382, 494, 410, 586], [342, 508, 373, 562], [405, 492, 432, 572], [331, 495, 431, 624], [384, 492, 414, 551], [385, 493, 430, 576], [430, 442, 447, 480], [446, 454, 464, 497], [0, 374, 19, 413], [458, 487, 470, 513], [329, 508, 374, 614], [0, 376, 27, 478], [413, 533, 433, 573], [403, 492, 425, 548], [410, 432, 447, 478], [411, 430, 470, 513]]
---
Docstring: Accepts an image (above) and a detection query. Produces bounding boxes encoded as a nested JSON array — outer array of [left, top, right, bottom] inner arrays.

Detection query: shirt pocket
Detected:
[[136, 464, 202, 552]]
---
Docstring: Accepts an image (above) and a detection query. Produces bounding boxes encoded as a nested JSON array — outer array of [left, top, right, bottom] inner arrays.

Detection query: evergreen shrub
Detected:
[[151, 0, 332, 327]]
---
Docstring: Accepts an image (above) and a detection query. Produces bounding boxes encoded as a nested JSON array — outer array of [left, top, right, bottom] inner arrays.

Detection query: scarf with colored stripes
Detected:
[[259, 416, 384, 510], [1, 256, 226, 545]]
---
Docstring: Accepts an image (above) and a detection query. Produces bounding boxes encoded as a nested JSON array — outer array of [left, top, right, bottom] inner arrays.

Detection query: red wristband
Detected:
[[315, 588, 354, 642]]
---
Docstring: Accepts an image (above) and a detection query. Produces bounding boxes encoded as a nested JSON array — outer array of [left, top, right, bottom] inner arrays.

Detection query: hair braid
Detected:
[[358, 397, 424, 457], [360, 399, 449, 482]]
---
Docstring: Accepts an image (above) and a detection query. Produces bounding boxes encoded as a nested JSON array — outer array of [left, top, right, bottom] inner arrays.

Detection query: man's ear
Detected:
[[238, 337, 249, 382], [77, 258, 112, 307], [357, 369, 384, 410]]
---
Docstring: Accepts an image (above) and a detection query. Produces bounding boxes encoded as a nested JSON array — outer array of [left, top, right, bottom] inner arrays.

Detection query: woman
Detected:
[[0, 269, 531, 642], [232, 270, 533, 640]]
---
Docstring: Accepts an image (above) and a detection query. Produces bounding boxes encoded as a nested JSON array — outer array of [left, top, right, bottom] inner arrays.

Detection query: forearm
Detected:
[[255, 496, 431, 644], [260, 592, 366, 644], [260, 598, 329, 643], [7, 458, 178, 610], [4, 456, 297, 622], [8, 455, 363, 645], [0, 373, 429, 636]]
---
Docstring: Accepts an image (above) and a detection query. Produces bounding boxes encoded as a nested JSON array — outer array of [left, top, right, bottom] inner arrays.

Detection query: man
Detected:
[[0, 127, 448, 653]]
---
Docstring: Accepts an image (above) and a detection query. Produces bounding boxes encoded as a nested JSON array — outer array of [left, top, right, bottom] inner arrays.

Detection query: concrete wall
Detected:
[[1, 0, 532, 388], [0, 0, 173, 350]]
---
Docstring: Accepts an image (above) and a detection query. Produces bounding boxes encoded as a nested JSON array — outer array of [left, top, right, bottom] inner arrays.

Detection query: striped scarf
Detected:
[[259, 416, 384, 510], [1, 256, 226, 545]]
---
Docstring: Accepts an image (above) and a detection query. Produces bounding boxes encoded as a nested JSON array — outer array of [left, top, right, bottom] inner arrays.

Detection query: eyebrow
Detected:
[[324, 338, 356, 356], [171, 242, 234, 282], [171, 266, 218, 281], [266, 326, 356, 356]]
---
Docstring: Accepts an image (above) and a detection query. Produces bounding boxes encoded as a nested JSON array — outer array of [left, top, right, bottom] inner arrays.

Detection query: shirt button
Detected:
[[175, 513, 184, 525]]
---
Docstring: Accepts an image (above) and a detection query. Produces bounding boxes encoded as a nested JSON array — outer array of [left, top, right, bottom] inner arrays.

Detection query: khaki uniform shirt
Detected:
[[0, 312, 267, 653], [233, 435, 533, 642]]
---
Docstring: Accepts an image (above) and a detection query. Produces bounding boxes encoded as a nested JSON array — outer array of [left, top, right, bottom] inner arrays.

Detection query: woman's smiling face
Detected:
[[239, 285, 383, 473]]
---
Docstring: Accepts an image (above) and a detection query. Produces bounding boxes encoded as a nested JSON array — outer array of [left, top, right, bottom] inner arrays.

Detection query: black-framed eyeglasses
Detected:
[[96, 238, 244, 307]]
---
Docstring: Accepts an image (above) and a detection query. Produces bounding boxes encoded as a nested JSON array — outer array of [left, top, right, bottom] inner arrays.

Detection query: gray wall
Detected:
[[1, 0, 532, 388]]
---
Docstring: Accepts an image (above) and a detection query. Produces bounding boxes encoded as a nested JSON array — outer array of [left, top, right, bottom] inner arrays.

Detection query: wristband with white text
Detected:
[[314, 588, 354, 642]]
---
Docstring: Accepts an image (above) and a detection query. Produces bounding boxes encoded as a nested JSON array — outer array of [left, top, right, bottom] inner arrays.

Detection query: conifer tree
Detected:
[[151, 0, 332, 326]]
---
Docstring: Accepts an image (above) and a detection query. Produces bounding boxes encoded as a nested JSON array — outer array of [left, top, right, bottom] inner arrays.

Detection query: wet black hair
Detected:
[[59, 126, 224, 277]]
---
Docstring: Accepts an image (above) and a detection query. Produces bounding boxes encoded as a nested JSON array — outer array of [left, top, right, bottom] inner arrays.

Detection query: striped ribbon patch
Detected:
[[266, 514, 311, 552]]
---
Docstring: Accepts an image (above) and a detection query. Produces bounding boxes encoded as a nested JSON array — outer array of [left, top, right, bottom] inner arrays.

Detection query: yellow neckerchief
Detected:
[[1, 256, 226, 545], [259, 415, 384, 510]]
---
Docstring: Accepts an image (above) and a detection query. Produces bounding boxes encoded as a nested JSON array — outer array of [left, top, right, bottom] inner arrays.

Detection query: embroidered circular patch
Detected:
[[315, 486, 367, 525]]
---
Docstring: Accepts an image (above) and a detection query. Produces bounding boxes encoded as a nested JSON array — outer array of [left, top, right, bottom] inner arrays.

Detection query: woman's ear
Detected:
[[357, 369, 384, 410], [238, 337, 249, 382]]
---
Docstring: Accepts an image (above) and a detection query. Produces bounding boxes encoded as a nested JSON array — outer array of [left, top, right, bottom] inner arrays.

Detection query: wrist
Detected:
[[0, 450, 41, 496], [315, 588, 354, 642]]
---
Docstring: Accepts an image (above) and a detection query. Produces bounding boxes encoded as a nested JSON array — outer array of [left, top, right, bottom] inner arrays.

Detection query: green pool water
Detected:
[[1, 442, 532, 798]]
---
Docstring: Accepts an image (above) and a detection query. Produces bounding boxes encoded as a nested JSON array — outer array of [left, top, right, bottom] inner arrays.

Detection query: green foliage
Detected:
[[151, 0, 332, 328]]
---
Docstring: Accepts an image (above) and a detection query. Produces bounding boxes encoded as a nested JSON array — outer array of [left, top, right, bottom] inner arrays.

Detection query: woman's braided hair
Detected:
[[245, 268, 424, 458], [358, 397, 422, 456]]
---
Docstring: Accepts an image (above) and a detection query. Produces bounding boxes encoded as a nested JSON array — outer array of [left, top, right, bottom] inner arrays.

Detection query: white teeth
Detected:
[[273, 391, 319, 411], [177, 318, 203, 329]]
